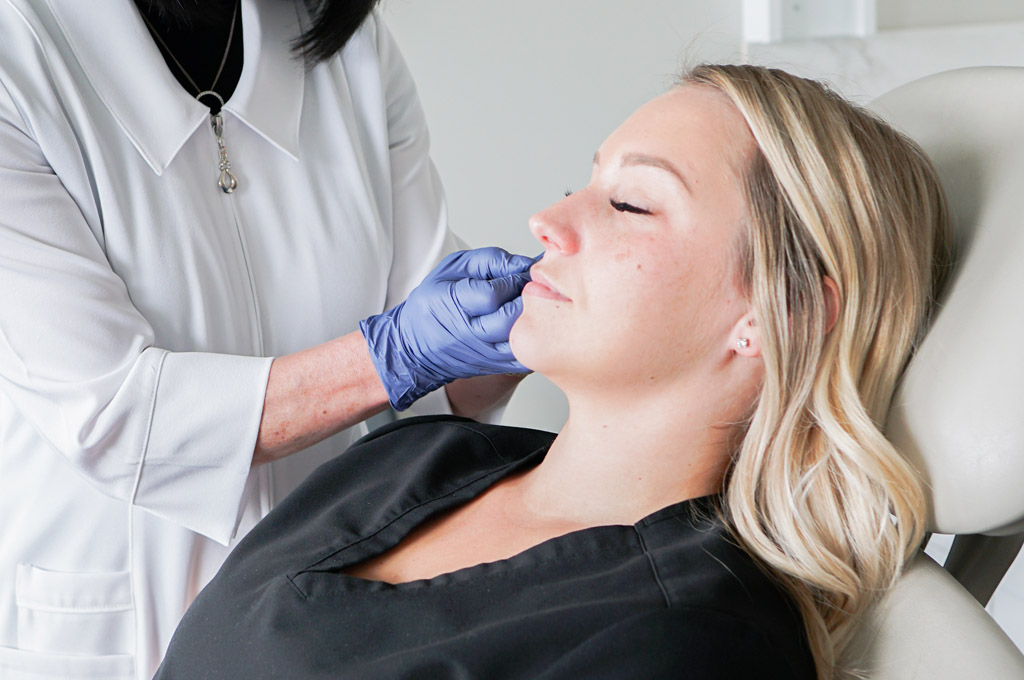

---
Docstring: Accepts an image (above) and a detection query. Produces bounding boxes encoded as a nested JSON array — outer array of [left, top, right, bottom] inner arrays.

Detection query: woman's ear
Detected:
[[730, 314, 761, 358], [823, 275, 840, 335]]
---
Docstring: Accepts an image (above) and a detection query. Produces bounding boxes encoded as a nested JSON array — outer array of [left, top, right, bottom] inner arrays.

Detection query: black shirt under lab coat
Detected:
[[156, 416, 816, 679]]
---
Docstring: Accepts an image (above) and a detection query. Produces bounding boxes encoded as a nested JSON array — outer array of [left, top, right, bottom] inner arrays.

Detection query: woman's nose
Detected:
[[528, 199, 580, 255]]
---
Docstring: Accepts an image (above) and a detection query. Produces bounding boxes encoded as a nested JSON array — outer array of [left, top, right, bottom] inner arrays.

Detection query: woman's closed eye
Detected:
[[610, 198, 652, 215]]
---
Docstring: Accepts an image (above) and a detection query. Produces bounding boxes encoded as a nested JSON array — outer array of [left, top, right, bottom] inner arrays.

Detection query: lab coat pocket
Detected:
[[0, 646, 134, 680], [14, 564, 135, 657]]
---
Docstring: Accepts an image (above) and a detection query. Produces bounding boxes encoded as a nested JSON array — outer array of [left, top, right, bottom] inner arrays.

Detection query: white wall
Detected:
[[381, 0, 743, 431]]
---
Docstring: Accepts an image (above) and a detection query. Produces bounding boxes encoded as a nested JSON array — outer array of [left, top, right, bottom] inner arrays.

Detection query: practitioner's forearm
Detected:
[[254, 331, 389, 465], [254, 327, 527, 464]]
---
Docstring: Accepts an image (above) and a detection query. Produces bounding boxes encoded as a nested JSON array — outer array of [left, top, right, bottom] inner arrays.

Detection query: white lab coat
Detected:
[[0, 1, 459, 677]]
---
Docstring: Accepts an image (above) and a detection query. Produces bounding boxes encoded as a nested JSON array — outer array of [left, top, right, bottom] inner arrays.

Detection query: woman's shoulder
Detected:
[[354, 414, 556, 464], [301, 414, 554, 491], [333, 415, 556, 494], [634, 497, 817, 677], [537, 605, 816, 680], [226, 416, 554, 572]]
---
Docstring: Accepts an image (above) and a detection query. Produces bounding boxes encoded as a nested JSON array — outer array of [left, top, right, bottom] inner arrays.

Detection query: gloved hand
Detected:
[[360, 248, 535, 411]]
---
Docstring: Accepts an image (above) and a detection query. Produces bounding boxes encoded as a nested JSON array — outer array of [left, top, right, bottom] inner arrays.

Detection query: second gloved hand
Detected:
[[360, 248, 534, 411]]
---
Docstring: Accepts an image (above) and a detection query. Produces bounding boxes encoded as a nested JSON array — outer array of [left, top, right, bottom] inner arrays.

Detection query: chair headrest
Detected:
[[871, 67, 1024, 536]]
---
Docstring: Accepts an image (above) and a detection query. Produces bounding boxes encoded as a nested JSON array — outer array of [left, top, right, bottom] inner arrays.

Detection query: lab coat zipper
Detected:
[[224, 192, 276, 511]]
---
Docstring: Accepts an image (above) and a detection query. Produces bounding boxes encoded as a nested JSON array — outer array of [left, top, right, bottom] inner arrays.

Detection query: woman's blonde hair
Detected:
[[681, 64, 953, 678]]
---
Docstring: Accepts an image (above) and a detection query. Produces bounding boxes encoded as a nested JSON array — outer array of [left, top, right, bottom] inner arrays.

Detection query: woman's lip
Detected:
[[524, 270, 571, 301], [523, 281, 571, 301]]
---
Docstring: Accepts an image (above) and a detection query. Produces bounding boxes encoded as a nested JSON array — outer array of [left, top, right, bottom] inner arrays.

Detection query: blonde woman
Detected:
[[155, 64, 950, 680]]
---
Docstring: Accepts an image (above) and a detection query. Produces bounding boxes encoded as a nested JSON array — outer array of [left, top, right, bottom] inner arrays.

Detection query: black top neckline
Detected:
[[333, 444, 724, 590]]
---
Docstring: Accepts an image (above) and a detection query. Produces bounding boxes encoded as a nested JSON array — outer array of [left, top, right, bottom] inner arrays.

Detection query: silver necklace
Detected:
[[141, 1, 240, 193]]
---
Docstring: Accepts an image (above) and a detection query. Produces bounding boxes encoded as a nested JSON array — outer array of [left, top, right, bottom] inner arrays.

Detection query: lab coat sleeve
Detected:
[[0, 82, 270, 546]]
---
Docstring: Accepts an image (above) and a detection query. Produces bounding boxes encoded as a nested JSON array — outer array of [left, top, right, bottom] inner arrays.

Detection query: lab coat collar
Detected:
[[223, 0, 305, 163], [48, 0, 305, 174]]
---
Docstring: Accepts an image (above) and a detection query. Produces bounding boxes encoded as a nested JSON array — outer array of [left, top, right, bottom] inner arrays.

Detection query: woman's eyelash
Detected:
[[562, 190, 651, 216], [610, 199, 652, 215]]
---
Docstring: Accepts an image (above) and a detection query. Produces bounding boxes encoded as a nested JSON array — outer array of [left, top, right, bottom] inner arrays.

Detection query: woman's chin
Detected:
[[510, 310, 591, 384]]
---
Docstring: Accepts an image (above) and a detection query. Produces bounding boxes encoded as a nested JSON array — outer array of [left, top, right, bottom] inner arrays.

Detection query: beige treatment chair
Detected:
[[840, 67, 1024, 678]]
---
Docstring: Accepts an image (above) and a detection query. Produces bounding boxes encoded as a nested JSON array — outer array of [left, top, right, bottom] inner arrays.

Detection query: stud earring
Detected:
[[736, 338, 749, 349]]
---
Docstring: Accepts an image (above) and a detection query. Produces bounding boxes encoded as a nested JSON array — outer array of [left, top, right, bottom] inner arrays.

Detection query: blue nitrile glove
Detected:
[[360, 247, 535, 411]]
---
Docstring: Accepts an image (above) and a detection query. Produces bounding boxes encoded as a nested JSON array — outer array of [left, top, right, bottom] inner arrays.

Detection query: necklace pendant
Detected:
[[210, 111, 238, 194]]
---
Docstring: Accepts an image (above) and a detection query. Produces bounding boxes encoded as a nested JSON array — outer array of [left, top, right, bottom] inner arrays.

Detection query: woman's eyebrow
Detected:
[[592, 151, 693, 194], [622, 153, 693, 194]]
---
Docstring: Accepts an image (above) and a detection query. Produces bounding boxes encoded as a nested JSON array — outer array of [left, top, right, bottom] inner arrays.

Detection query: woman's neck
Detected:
[[513, 388, 742, 528]]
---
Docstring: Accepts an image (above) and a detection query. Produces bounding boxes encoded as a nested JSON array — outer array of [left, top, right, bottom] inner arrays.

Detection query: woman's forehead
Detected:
[[602, 85, 755, 180]]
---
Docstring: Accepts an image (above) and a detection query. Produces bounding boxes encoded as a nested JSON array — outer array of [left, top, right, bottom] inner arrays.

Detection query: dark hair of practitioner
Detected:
[[137, 0, 381, 64]]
